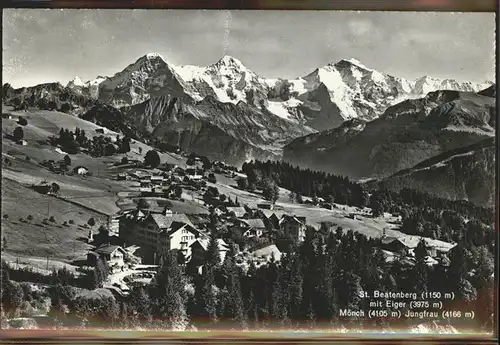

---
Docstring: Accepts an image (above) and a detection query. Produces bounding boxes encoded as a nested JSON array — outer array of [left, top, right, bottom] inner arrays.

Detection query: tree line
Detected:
[[49, 127, 131, 156], [2, 226, 493, 331], [240, 160, 494, 244]]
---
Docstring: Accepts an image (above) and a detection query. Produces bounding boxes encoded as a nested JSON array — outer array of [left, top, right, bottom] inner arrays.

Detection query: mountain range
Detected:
[[283, 89, 496, 178], [2, 53, 495, 205], [66, 53, 491, 131]]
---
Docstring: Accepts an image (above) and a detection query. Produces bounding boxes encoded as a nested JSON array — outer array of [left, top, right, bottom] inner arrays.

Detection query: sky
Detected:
[[2, 9, 496, 88]]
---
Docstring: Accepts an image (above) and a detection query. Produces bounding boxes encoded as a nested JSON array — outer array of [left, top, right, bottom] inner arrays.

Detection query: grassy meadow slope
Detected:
[[1, 105, 188, 262], [1, 104, 455, 272]]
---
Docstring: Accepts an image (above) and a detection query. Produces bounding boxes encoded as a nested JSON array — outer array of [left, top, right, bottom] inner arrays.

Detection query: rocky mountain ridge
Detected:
[[369, 138, 496, 207], [65, 53, 492, 131], [283, 87, 496, 180]]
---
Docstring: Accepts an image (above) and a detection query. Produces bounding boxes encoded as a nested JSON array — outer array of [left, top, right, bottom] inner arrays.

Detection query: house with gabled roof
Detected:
[[235, 218, 266, 238], [266, 213, 281, 230], [87, 244, 127, 272], [157, 219, 206, 265], [251, 244, 282, 262], [279, 215, 306, 243]]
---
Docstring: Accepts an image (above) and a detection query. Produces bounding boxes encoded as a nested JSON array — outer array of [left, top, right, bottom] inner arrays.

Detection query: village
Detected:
[[74, 153, 457, 297], [0, 104, 466, 332]]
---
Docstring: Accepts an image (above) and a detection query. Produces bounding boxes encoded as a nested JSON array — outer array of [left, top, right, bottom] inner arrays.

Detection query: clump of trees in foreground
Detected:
[[1, 221, 494, 331]]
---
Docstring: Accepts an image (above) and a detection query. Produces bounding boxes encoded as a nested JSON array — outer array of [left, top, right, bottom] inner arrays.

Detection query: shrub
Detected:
[[137, 198, 150, 209], [49, 216, 56, 223], [60, 103, 71, 113], [18, 117, 28, 126], [144, 150, 161, 168], [68, 220, 74, 224], [13, 126, 24, 141], [27, 215, 33, 221]]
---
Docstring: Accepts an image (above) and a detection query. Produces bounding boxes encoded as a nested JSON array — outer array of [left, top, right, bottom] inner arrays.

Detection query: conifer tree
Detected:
[[194, 266, 218, 326], [149, 250, 188, 330], [131, 287, 152, 322], [219, 256, 246, 329], [205, 234, 221, 270], [412, 239, 429, 293]]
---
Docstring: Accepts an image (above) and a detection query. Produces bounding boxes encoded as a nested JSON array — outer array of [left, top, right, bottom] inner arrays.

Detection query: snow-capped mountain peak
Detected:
[[64, 52, 493, 131], [68, 76, 84, 87], [333, 58, 372, 71], [215, 55, 246, 69], [145, 52, 166, 61]]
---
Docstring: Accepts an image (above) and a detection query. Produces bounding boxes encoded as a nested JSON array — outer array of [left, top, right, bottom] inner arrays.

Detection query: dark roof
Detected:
[[149, 214, 172, 229], [240, 218, 265, 229], [93, 245, 124, 255], [280, 215, 306, 225], [166, 221, 199, 236]]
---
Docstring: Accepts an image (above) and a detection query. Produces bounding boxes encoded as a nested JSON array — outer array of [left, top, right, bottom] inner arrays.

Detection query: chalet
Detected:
[[380, 237, 409, 254], [87, 244, 127, 272], [267, 213, 280, 230], [17, 140, 28, 146], [236, 218, 266, 238], [279, 215, 306, 243], [73, 166, 89, 175], [379, 236, 449, 258], [251, 244, 282, 262], [257, 203, 274, 210], [157, 218, 206, 264], [117, 173, 127, 181], [226, 207, 246, 218], [190, 238, 230, 268], [95, 128, 105, 134]]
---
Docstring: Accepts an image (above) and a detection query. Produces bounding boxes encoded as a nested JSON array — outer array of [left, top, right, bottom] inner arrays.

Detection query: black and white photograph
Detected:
[[1, 9, 496, 333]]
